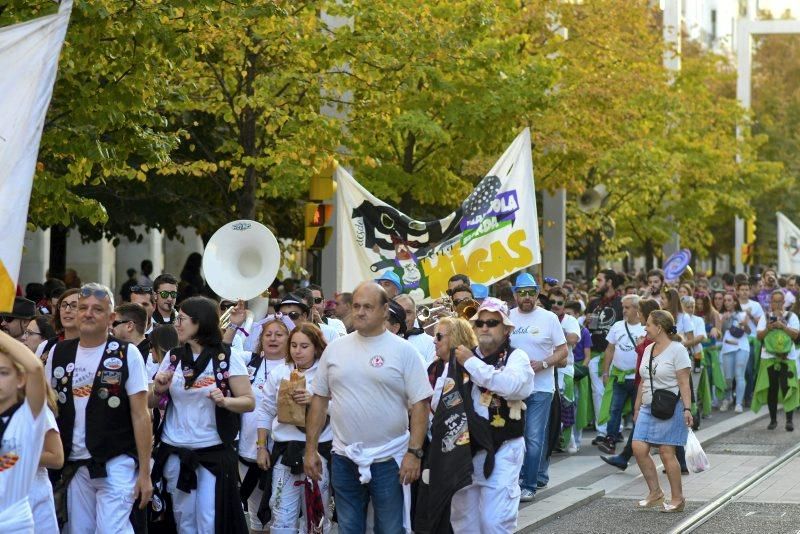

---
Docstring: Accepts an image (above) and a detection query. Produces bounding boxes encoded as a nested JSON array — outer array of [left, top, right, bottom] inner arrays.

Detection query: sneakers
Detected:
[[591, 435, 606, 446], [567, 443, 579, 454], [787, 421, 795, 432], [597, 436, 616, 455], [536, 481, 548, 489], [520, 489, 535, 502], [601, 455, 628, 471], [719, 399, 730, 412], [734, 404, 743, 413], [768, 420, 778, 430]]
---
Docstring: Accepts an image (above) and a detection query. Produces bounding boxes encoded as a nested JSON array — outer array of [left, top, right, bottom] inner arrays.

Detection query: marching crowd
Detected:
[[1, 262, 798, 533]]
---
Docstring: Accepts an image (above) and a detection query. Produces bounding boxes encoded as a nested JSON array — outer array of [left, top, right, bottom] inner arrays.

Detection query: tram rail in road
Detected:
[[669, 439, 800, 534]]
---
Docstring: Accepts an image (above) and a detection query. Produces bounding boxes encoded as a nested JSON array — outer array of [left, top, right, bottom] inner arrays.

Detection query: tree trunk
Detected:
[[49, 225, 68, 279], [644, 239, 655, 271]]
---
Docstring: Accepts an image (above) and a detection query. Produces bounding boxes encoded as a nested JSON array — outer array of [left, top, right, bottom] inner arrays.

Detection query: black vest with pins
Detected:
[[51, 337, 137, 463], [156, 343, 239, 445]]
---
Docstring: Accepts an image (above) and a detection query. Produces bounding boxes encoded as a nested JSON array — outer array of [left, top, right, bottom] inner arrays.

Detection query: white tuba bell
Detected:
[[202, 220, 282, 305]]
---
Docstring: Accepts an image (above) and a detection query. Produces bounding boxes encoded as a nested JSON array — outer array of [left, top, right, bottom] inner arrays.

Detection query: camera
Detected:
[[770, 315, 778, 323]]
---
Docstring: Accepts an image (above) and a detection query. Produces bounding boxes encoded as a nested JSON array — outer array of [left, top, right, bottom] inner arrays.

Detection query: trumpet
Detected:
[[417, 297, 480, 327]]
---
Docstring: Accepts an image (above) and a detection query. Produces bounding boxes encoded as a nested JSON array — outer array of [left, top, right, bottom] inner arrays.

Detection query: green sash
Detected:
[[751, 358, 800, 413], [598, 366, 635, 424], [559, 374, 575, 448], [575, 374, 592, 430], [704, 346, 726, 399], [696, 366, 713, 416]]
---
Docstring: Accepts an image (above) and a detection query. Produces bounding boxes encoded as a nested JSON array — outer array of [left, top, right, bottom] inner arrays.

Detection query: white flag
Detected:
[[335, 128, 540, 301], [777, 212, 800, 275], [0, 1, 72, 310]]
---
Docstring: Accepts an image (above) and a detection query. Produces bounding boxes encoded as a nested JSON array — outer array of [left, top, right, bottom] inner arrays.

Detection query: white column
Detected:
[[115, 226, 165, 291], [734, 4, 753, 273], [662, 0, 681, 259], [163, 226, 204, 277], [66, 230, 116, 291], [19, 229, 50, 287]]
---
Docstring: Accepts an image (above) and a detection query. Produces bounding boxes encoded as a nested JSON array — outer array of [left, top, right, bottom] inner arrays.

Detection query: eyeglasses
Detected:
[[158, 291, 178, 299], [112, 319, 133, 328], [175, 315, 193, 325], [313, 297, 324, 304], [24, 329, 43, 338], [60, 301, 78, 311], [131, 285, 152, 294], [435, 332, 448, 341], [80, 287, 110, 300], [516, 289, 538, 297], [474, 319, 502, 328], [551, 300, 565, 306]]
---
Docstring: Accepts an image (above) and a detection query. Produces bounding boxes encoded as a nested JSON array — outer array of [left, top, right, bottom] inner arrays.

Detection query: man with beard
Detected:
[[646, 269, 665, 305], [151, 273, 178, 325], [508, 274, 568, 502], [0, 297, 36, 341], [585, 269, 623, 446], [430, 297, 534, 532], [758, 268, 795, 312]]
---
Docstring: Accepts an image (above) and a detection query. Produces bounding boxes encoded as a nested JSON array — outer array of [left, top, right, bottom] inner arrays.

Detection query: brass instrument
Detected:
[[418, 296, 480, 331], [417, 297, 453, 322]]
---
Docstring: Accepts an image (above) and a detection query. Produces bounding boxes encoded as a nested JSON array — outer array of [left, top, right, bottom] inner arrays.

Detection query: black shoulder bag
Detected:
[[648, 344, 680, 420]]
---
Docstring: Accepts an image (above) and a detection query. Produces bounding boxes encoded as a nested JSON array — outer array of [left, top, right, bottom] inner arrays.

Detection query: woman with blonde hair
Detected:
[[632, 310, 693, 513], [427, 317, 478, 388]]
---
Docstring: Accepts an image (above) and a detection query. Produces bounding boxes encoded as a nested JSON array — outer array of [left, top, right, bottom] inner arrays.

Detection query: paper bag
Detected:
[[277, 373, 307, 426]]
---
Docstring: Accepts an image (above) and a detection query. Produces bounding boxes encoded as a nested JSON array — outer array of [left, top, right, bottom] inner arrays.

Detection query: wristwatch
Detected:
[[542, 360, 549, 369], [407, 447, 424, 459]]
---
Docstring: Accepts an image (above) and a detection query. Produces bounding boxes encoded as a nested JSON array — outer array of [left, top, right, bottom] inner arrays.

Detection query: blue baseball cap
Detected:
[[471, 283, 489, 299], [374, 270, 403, 292], [513, 273, 539, 291]]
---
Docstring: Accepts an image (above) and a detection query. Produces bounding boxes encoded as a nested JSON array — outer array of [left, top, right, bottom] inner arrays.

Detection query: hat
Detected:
[[278, 293, 310, 313], [471, 283, 489, 300], [387, 300, 408, 336], [6, 297, 36, 319], [513, 273, 539, 291], [375, 271, 403, 292], [468, 297, 514, 327]]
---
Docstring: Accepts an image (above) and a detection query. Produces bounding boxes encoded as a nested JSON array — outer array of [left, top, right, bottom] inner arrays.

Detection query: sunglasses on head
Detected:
[[158, 290, 178, 299], [80, 287, 110, 300], [516, 289, 538, 297], [474, 319, 502, 328], [131, 285, 152, 294]]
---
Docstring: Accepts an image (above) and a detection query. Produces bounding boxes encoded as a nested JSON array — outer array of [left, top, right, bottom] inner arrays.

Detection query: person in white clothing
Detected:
[[304, 282, 433, 533], [238, 314, 294, 533], [29, 399, 62, 534], [719, 293, 750, 413], [310, 284, 348, 337], [150, 296, 255, 533], [257, 323, 333, 533], [598, 295, 645, 455], [394, 294, 436, 365], [0, 331, 49, 532], [432, 298, 534, 533], [508, 273, 568, 502], [550, 288, 581, 453], [45, 283, 152, 534]]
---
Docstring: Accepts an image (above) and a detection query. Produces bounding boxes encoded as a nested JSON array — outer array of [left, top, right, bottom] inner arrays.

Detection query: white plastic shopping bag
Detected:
[[685, 429, 710, 473]]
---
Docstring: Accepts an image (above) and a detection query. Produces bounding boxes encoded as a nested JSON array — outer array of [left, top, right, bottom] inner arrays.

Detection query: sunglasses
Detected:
[[285, 311, 303, 320], [158, 291, 178, 299], [474, 319, 502, 328], [516, 289, 538, 297], [313, 297, 324, 304], [131, 285, 152, 294], [80, 287, 110, 300], [551, 300, 565, 306], [112, 319, 133, 328], [0, 315, 16, 323], [435, 332, 448, 341]]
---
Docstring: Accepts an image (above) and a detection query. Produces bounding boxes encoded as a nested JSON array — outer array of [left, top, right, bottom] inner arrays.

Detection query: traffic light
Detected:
[[305, 159, 337, 250]]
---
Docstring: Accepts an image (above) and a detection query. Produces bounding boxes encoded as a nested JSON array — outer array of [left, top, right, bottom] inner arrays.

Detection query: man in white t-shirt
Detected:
[[550, 288, 581, 453], [310, 284, 348, 336], [46, 283, 151, 534], [304, 281, 433, 532], [394, 293, 436, 365], [508, 273, 568, 502], [756, 289, 800, 431], [598, 295, 645, 455], [737, 280, 763, 404]]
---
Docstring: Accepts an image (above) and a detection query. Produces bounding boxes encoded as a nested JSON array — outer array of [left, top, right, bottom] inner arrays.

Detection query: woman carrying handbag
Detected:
[[632, 310, 693, 513]]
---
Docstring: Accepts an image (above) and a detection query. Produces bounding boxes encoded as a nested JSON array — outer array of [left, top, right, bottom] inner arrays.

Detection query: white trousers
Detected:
[[588, 356, 607, 436], [238, 460, 266, 532], [66, 455, 137, 534], [269, 460, 332, 534], [450, 437, 525, 534], [30, 471, 58, 534], [163, 454, 216, 533]]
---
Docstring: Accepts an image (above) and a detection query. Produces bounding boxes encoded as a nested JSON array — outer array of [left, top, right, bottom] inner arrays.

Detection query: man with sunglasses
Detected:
[[45, 283, 151, 533], [112, 303, 150, 363], [295, 287, 342, 343], [152, 273, 179, 325], [0, 297, 36, 341], [508, 273, 568, 502], [442, 297, 534, 531], [129, 285, 156, 334], [309, 283, 347, 336]]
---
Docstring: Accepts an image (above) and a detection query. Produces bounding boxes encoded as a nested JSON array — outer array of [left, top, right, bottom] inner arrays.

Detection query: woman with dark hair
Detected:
[[256, 323, 332, 533], [35, 288, 80, 363], [632, 310, 693, 513], [719, 293, 749, 412], [178, 252, 206, 303], [23, 315, 57, 354], [238, 315, 294, 533], [150, 296, 254, 533]]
